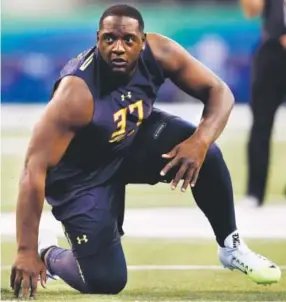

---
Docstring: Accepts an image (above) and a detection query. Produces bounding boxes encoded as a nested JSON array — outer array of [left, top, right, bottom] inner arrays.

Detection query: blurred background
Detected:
[[1, 1, 286, 300], [2, 0, 285, 201], [2, 0, 286, 234], [2, 0, 260, 103]]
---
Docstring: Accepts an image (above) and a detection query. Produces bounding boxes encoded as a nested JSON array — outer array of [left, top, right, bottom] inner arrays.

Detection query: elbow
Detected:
[[19, 166, 34, 188], [223, 82, 235, 109], [216, 81, 235, 110], [16, 164, 46, 216], [241, 2, 264, 19], [19, 160, 46, 193], [244, 10, 261, 19]]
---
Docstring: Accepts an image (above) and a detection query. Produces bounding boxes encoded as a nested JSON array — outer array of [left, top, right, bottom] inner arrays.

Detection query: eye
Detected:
[[103, 34, 115, 43], [124, 35, 134, 44]]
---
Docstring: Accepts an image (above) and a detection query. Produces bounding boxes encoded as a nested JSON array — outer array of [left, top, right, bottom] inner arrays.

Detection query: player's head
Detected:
[[97, 4, 146, 76]]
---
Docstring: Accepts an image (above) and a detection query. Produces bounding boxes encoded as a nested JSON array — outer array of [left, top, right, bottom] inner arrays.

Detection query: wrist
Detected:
[[17, 246, 38, 253], [17, 236, 38, 253], [190, 131, 212, 148]]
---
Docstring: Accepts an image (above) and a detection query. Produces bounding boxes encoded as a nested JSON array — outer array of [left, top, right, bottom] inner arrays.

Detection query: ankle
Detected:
[[223, 230, 242, 249], [41, 246, 57, 265]]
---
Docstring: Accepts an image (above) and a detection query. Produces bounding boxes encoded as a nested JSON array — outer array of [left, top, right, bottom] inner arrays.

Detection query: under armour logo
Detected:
[[121, 91, 132, 101], [76, 234, 88, 244]]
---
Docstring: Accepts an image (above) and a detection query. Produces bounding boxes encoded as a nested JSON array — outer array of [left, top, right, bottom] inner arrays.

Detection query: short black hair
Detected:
[[99, 4, 144, 32]]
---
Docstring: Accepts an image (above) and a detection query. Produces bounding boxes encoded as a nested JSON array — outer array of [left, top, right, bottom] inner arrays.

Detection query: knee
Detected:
[[103, 273, 127, 294], [204, 144, 223, 164], [199, 144, 227, 175], [83, 268, 127, 294], [197, 144, 230, 184]]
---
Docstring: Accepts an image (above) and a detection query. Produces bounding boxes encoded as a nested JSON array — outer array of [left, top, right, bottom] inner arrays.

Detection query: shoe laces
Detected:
[[231, 246, 274, 270]]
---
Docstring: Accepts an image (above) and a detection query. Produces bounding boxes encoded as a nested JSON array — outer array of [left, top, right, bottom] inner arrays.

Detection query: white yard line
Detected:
[[2, 265, 286, 271], [127, 265, 286, 271], [1, 205, 286, 239]]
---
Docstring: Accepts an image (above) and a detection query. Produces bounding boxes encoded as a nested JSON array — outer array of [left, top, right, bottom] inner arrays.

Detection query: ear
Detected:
[[96, 30, 100, 43], [142, 33, 147, 51]]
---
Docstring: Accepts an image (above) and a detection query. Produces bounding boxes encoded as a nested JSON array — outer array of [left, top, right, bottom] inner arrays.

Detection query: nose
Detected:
[[112, 40, 125, 55]]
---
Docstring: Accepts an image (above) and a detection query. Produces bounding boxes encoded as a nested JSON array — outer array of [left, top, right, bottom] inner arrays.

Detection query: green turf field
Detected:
[[2, 130, 285, 212], [1, 238, 286, 301], [1, 111, 286, 301]]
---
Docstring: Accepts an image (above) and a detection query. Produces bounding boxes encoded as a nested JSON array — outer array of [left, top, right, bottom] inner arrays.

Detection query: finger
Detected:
[[31, 275, 39, 298], [21, 273, 31, 299], [13, 272, 22, 297], [162, 147, 177, 159], [160, 158, 180, 176], [181, 167, 196, 192], [162, 153, 174, 159], [171, 164, 188, 190], [190, 167, 200, 187], [10, 267, 16, 289], [40, 269, 47, 289]]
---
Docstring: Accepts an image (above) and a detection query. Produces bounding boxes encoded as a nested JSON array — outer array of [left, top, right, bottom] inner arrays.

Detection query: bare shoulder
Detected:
[[47, 76, 94, 129], [146, 33, 193, 75], [146, 33, 224, 99], [146, 33, 177, 60]]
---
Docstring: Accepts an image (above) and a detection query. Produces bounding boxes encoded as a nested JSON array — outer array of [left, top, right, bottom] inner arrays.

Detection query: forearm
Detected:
[[193, 83, 234, 146], [240, 0, 264, 18], [16, 168, 45, 252]]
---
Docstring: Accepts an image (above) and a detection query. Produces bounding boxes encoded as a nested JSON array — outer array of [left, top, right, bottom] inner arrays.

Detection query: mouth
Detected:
[[111, 58, 127, 68]]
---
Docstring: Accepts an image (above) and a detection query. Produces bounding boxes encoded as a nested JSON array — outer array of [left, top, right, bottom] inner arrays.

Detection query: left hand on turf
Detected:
[[160, 135, 208, 191]]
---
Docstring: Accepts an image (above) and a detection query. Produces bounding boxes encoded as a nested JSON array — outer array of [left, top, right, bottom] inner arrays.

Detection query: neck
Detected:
[[100, 60, 138, 88]]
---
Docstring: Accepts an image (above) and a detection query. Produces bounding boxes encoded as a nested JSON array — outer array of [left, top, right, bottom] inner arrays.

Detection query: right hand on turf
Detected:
[[10, 250, 47, 298]]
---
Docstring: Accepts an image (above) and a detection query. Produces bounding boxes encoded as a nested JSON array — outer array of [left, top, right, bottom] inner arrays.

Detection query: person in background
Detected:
[[240, 0, 286, 207]]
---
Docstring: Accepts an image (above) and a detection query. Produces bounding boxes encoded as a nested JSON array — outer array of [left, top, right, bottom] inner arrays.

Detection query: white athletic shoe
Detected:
[[219, 231, 281, 284], [38, 229, 59, 280], [239, 196, 260, 208]]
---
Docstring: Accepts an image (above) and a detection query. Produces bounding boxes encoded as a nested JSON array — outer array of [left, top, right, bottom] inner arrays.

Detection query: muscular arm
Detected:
[[16, 76, 93, 253], [148, 33, 234, 147], [240, 0, 265, 18]]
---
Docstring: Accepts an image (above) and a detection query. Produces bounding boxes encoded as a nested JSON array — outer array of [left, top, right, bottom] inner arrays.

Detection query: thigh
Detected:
[[122, 108, 197, 185], [53, 182, 125, 259]]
